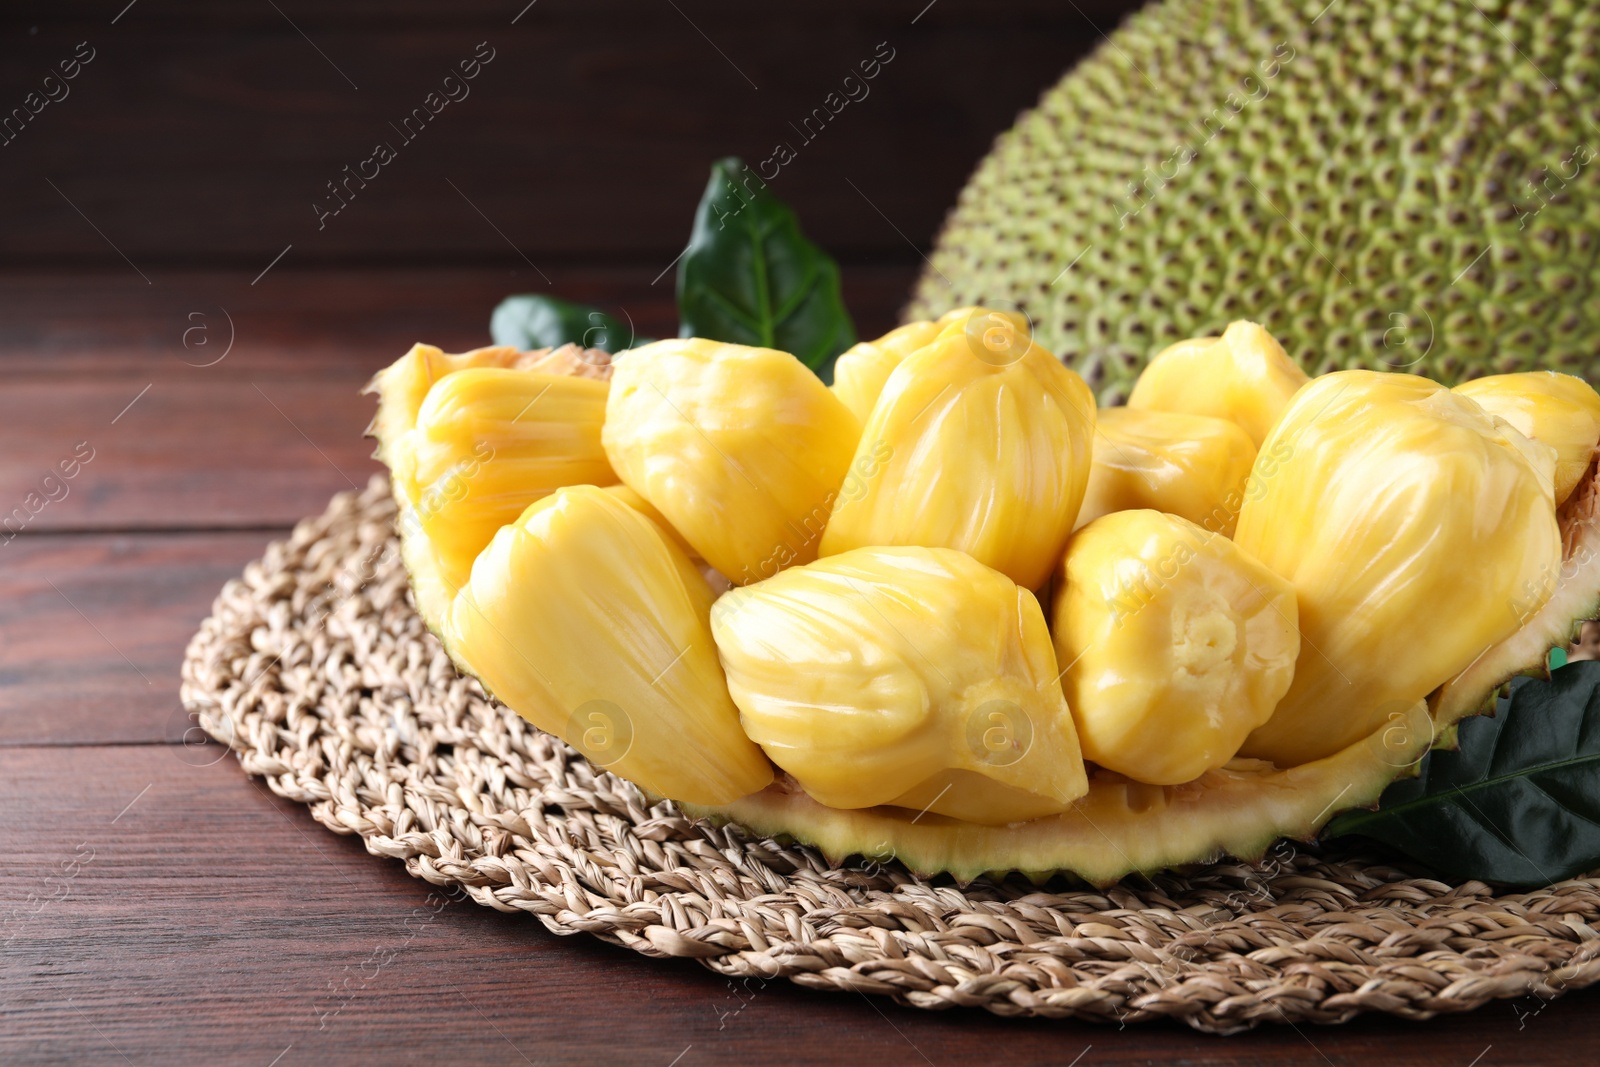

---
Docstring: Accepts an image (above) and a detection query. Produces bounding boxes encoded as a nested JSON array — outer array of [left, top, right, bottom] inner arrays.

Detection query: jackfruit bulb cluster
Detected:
[[368, 310, 1593, 880]]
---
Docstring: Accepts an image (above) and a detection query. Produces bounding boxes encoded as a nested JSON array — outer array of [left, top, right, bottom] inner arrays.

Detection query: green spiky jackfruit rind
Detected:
[[908, 0, 1600, 405]]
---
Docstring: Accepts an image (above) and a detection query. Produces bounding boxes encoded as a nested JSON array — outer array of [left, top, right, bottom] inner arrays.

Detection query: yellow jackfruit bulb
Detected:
[[831, 321, 945, 425], [443, 485, 773, 805], [828, 307, 1014, 425], [365, 343, 616, 629], [1234, 370, 1562, 767], [1053, 510, 1300, 785], [1455, 371, 1600, 506], [602, 339, 861, 585], [820, 309, 1096, 591], [402, 367, 616, 594], [1076, 407, 1257, 536], [1128, 320, 1310, 448], [711, 545, 1088, 825]]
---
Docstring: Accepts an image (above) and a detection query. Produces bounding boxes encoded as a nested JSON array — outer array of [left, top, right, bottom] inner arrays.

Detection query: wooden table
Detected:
[[0, 268, 1592, 1066]]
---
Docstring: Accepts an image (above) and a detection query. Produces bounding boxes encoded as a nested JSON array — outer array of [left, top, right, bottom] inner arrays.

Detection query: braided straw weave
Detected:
[[181, 476, 1600, 1033]]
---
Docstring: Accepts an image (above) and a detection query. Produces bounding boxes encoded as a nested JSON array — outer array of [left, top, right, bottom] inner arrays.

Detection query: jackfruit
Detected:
[[1455, 372, 1600, 505], [819, 310, 1095, 590], [1233, 371, 1561, 767], [1127, 322, 1308, 447], [1076, 407, 1256, 536], [1053, 510, 1299, 785], [365, 343, 615, 629], [602, 338, 860, 586], [710, 546, 1087, 825], [829, 306, 1019, 423], [444, 485, 773, 805], [908, 0, 1600, 398]]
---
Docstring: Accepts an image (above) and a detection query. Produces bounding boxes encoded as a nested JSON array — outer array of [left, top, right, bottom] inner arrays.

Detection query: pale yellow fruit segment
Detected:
[[603, 339, 861, 586], [403, 367, 616, 597], [820, 311, 1096, 591], [1128, 320, 1309, 448], [1053, 510, 1300, 785], [1455, 371, 1600, 505], [365, 343, 616, 629], [1234, 370, 1562, 767], [1077, 407, 1257, 536], [710, 545, 1088, 825], [829, 306, 1012, 423], [444, 485, 773, 806]]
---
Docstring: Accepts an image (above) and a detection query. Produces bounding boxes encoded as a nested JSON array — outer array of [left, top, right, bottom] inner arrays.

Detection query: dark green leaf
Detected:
[[1324, 661, 1600, 887], [677, 157, 855, 381], [490, 294, 645, 354]]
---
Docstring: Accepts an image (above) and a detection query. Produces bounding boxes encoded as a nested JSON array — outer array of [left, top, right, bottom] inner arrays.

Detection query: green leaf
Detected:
[[1324, 661, 1600, 887], [490, 294, 645, 354], [677, 157, 855, 381]]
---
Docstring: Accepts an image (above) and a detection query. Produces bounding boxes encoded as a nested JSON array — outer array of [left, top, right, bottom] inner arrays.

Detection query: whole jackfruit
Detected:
[[820, 309, 1096, 591], [1234, 370, 1562, 767], [1054, 510, 1299, 785], [1076, 407, 1257, 536], [444, 485, 773, 805], [1455, 372, 1600, 506], [710, 545, 1087, 825], [603, 338, 860, 586], [908, 0, 1600, 398]]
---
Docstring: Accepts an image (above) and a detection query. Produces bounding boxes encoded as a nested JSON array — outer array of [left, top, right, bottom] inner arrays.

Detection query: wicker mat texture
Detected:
[[179, 477, 1600, 1033]]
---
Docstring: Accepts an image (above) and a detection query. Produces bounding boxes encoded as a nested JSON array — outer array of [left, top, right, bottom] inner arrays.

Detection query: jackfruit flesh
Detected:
[[819, 309, 1096, 591], [829, 306, 1020, 423], [365, 343, 615, 629], [444, 485, 773, 806], [602, 338, 860, 586], [1077, 407, 1257, 536], [1053, 510, 1299, 785], [1127, 322, 1309, 448], [710, 546, 1087, 825], [1455, 372, 1600, 506], [1234, 370, 1562, 767]]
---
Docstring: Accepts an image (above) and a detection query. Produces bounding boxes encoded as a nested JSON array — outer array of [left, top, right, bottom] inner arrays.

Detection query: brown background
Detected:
[[2, 1, 1594, 1063]]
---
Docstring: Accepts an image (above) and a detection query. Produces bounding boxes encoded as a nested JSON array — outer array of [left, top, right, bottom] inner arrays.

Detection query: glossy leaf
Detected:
[[1324, 661, 1600, 887], [677, 157, 855, 380], [490, 294, 644, 354]]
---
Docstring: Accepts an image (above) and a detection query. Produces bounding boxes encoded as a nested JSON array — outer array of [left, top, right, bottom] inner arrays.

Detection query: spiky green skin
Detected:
[[908, 0, 1600, 405]]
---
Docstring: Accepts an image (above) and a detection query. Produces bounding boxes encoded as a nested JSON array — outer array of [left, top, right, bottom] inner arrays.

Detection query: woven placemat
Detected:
[[180, 476, 1600, 1033]]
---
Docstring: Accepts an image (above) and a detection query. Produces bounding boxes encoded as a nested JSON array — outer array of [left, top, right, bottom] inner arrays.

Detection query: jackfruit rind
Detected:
[[907, 0, 1600, 400]]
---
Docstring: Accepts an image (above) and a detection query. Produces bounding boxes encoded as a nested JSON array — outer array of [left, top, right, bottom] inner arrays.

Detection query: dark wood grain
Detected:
[[0, 378, 382, 530], [0, 1, 1138, 268], [1, 744, 1591, 1067], [0, 265, 920, 380], [0, 532, 271, 746]]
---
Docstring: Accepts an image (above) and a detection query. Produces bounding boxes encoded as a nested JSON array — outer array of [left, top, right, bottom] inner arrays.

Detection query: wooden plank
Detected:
[[0, 532, 271, 746], [0, 378, 382, 531], [0, 265, 919, 379], [3, 743, 1593, 1065], [0, 5, 1123, 265]]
